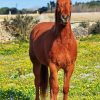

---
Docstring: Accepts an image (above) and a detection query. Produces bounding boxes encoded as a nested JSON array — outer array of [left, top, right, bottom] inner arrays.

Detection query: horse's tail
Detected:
[[40, 64, 48, 98]]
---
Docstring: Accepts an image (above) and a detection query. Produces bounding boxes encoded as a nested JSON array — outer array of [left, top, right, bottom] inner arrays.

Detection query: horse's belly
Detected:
[[32, 45, 48, 65]]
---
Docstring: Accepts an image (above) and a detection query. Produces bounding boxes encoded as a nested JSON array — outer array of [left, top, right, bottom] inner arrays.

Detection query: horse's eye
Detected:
[[57, 3, 59, 6], [70, 2, 72, 5]]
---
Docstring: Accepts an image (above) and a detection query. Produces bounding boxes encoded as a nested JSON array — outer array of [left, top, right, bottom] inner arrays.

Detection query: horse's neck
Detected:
[[55, 22, 72, 42]]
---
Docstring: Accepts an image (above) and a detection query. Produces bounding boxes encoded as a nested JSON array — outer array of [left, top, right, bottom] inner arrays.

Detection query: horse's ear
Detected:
[[56, 2, 59, 7], [70, 1, 72, 5]]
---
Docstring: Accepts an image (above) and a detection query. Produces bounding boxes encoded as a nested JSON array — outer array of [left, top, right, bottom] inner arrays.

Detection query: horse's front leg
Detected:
[[49, 63, 59, 100], [63, 64, 74, 100]]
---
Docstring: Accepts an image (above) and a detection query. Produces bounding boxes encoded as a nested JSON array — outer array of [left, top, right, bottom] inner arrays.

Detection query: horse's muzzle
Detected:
[[61, 15, 71, 25]]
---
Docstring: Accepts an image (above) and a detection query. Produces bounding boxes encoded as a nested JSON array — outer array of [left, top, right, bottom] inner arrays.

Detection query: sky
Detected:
[[0, 0, 96, 9]]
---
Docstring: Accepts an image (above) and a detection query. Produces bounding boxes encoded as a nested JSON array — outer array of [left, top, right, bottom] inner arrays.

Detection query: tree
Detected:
[[0, 7, 9, 14], [10, 8, 18, 14], [50, 1, 56, 12]]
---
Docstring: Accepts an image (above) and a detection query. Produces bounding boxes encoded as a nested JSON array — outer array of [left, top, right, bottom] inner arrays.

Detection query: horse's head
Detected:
[[56, 0, 72, 25]]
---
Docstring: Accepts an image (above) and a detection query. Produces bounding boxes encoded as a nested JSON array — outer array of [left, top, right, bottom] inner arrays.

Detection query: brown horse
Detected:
[[29, 0, 77, 100]]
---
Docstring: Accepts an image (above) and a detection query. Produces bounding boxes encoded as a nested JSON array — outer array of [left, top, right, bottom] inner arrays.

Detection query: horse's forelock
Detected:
[[56, 0, 71, 15], [57, 0, 71, 4]]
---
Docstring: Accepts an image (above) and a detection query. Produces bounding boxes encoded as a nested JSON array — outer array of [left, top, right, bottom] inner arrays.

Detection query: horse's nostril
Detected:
[[61, 14, 71, 24], [62, 15, 69, 20], [64, 16, 68, 19]]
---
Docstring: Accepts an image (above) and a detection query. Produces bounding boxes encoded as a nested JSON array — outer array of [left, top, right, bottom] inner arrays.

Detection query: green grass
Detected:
[[80, 34, 100, 42], [0, 34, 100, 100]]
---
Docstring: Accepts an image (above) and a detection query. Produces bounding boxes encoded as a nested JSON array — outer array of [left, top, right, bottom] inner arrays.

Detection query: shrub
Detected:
[[2, 14, 39, 42], [0, 87, 34, 100], [79, 22, 89, 28], [88, 21, 100, 34]]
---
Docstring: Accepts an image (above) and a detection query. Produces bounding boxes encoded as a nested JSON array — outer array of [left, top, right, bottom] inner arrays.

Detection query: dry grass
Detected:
[[0, 12, 100, 22], [71, 12, 100, 22]]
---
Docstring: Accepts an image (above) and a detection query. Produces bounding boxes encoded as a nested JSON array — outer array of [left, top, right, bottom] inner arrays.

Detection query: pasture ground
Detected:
[[0, 34, 100, 100]]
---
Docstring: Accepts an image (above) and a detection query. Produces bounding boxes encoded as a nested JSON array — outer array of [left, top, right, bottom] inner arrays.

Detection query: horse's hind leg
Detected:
[[33, 62, 41, 100]]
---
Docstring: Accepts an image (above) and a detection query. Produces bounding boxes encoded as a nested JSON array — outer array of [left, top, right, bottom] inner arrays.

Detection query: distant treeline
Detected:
[[0, 7, 35, 14], [72, 0, 100, 12], [0, 0, 100, 14], [38, 0, 100, 13], [0, 7, 18, 14]]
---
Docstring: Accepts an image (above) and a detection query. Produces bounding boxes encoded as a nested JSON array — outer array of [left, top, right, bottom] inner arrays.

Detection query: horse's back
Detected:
[[30, 22, 55, 40]]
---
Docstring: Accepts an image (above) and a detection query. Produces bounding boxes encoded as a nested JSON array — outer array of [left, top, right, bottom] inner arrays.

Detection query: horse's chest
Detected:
[[49, 43, 71, 67]]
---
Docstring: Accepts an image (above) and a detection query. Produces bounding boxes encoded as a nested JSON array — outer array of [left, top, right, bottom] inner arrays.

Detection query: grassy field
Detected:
[[0, 34, 100, 100]]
